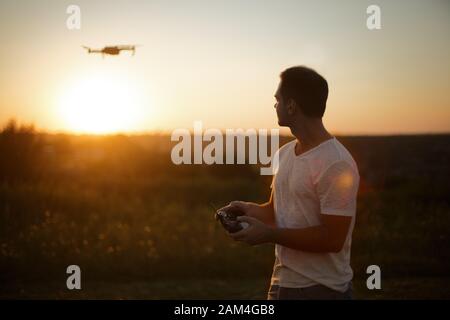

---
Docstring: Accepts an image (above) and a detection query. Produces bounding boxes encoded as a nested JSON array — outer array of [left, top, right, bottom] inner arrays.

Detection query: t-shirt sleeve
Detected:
[[316, 160, 360, 216]]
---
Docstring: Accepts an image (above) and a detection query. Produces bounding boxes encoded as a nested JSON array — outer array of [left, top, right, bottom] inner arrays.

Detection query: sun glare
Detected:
[[58, 73, 146, 134]]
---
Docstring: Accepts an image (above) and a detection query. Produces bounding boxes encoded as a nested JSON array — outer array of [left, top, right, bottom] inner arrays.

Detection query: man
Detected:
[[221, 66, 360, 300]]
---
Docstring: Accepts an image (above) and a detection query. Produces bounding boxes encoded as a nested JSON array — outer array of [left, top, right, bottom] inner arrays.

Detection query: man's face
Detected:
[[274, 82, 290, 127]]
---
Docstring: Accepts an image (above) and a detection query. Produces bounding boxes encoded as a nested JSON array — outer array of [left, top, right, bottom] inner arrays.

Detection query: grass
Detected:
[[3, 277, 450, 299]]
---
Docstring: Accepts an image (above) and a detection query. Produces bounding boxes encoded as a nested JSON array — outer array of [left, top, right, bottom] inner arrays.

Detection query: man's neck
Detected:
[[289, 119, 333, 155]]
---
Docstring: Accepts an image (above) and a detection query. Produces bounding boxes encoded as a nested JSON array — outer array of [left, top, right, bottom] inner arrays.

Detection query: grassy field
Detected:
[[3, 278, 450, 299], [1, 121, 449, 299]]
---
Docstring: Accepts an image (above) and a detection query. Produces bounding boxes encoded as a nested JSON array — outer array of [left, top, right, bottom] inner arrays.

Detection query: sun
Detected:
[[58, 73, 145, 134]]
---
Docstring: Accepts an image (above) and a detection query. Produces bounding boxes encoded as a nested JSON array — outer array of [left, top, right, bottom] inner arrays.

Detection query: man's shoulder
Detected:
[[306, 138, 358, 181], [330, 138, 358, 171]]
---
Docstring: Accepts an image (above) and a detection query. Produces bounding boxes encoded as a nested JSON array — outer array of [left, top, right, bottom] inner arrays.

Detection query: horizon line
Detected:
[[28, 129, 450, 137]]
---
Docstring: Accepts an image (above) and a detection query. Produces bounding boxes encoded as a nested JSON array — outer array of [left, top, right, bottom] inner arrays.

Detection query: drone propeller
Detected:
[[129, 45, 141, 56]]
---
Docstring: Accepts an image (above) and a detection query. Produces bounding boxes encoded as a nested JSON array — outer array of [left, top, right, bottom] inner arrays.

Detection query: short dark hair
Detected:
[[279, 66, 328, 118]]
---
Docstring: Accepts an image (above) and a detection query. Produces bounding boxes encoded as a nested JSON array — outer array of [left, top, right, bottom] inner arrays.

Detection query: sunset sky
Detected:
[[0, 0, 449, 135]]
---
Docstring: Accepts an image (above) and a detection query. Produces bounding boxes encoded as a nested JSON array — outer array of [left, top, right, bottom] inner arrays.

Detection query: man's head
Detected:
[[274, 66, 328, 127]]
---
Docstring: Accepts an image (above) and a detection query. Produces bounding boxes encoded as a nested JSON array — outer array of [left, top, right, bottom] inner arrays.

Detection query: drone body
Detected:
[[82, 45, 138, 56]]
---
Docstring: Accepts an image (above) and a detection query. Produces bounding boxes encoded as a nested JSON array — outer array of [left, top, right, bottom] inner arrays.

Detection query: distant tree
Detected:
[[0, 119, 45, 182]]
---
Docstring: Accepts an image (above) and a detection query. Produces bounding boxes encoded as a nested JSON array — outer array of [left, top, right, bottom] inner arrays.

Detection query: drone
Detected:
[[82, 45, 138, 57]]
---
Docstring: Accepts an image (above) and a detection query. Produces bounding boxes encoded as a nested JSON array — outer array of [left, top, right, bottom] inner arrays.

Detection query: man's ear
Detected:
[[287, 99, 296, 115]]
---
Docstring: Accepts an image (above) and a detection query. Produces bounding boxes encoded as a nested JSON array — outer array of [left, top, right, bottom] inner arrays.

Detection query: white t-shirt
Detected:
[[270, 137, 360, 292]]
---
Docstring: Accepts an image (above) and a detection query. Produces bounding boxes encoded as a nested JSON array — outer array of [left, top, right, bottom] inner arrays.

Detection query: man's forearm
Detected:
[[246, 202, 275, 226], [268, 225, 340, 253]]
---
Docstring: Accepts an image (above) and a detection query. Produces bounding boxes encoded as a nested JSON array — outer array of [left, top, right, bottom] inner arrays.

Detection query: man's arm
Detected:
[[231, 213, 351, 253], [269, 214, 352, 253]]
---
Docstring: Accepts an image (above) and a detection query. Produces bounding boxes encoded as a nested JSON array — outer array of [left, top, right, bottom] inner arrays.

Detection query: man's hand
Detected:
[[217, 199, 275, 226], [217, 201, 250, 216], [228, 216, 274, 245]]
